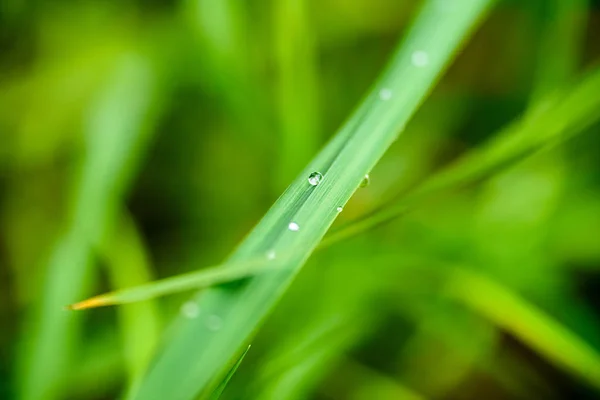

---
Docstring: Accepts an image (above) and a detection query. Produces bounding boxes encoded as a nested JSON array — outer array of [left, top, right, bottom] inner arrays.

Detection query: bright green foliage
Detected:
[[18, 55, 160, 400], [2, 0, 600, 400], [131, 2, 493, 399]]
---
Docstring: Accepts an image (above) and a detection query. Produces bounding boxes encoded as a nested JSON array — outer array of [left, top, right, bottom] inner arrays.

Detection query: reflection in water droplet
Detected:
[[411, 50, 429, 67], [360, 174, 370, 188], [266, 249, 276, 260], [308, 172, 324, 186], [206, 315, 223, 331], [336, 206, 343, 212], [180, 301, 200, 319], [379, 88, 393, 101], [288, 222, 300, 231]]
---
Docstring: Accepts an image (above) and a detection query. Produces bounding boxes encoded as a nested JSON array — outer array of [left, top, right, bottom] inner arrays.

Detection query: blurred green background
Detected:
[[1, 0, 600, 399]]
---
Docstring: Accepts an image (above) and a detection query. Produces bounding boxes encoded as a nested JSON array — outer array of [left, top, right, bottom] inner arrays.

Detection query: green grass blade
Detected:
[[322, 65, 600, 247], [253, 317, 373, 400], [18, 53, 159, 400], [101, 214, 162, 389], [130, 2, 494, 399], [73, 67, 600, 312], [208, 345, 251, 400], [446, 269, 600, 389], [274, 0, 320, 190], [68, 257, 277, 310], [529, 0, 588, 103]]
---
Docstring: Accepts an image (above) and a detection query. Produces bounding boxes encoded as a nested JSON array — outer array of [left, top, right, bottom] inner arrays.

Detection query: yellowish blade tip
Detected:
[[65, 296, 113, 311]]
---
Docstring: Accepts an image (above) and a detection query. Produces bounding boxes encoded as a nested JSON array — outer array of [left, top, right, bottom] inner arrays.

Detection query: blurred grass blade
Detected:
[[254, 317, 373, 400], [68, 257, 277, 310], [101, 213, 161, 389], [131, 2, 494, 399], [447, 269, 600, 388], [18, 53, 159, 400], [529, 0, 588, 103], [322, 65, 600, 247], [274, 0, 320, 190], [208, 345, 251, 400]]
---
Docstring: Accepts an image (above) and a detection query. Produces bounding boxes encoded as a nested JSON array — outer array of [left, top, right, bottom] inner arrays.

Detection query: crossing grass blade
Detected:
[[129, 1, 495, 399], [72, 62, 600, 312], [208, 345, 251, 400], [322, 64, 600, 247], [67, 257, 277, 310]]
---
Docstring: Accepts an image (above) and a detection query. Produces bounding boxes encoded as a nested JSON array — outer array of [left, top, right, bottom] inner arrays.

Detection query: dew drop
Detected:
[[288, 222, 300, 231], [411, 50, 429, 67], [379, 88, 393, 101], [180, 301, 200, 319], [336, 206, 343, 212], [308, 171, 323, 186], [266, 249, 276, 260], [360, 174, 370, 188], [206, 314, 223, 331]]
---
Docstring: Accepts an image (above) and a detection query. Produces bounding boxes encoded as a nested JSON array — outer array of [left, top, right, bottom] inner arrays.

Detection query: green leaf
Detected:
[[446, 269, 600, 389], [322, 64, 600, 248], [18, 53, 160, 400], [208, 345, 251, 400], [72, 48, 600, 315], [130, 1, 495, 399], [68, 257, 277, 310]]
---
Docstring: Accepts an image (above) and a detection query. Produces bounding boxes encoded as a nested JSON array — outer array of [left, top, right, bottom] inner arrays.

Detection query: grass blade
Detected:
[[447, 269, 600, 389], [274, 0, 320, 190], [130, 2, 494, 399], [68, 257, 277, 310], [72, 65, 600, 313], [322, 65, 600, 247], [208, 345, 251, 400], [18, 53, 159, 400], [101, 214, 162, 389]]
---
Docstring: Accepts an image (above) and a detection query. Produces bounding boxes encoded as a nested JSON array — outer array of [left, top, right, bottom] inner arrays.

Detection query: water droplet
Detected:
[[379, 88, 393, 101], [308, 172, 323, 186], [360, 174, 370, 188], [336, 206, 343, 212], [180, 301, 200, 319], [266, 249, 276, 260], [411, 50, 429, 67], [288, 222, 300, 231], [206, 315, 223, 331]]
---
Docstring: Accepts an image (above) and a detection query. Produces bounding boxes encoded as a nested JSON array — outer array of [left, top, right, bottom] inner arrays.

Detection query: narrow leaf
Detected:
[[130, 2, 495, 399]]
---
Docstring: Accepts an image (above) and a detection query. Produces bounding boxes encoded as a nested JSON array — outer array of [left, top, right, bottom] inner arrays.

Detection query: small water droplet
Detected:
[[206, 315, 223, 331], [308, 171, 323, 186], [181, 301, 200, 319], [411, 50, 429, 67], [379, 88, 393, 101], [336, 206, 343, 212], [288, 222, 300, 231], [266, 249, 276, 260], [360, 174, 370, 188]]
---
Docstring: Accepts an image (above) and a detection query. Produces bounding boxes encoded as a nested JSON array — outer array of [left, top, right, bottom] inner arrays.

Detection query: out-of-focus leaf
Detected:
[[446, 269, 600, 389], [18, 53, 160, 400]]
